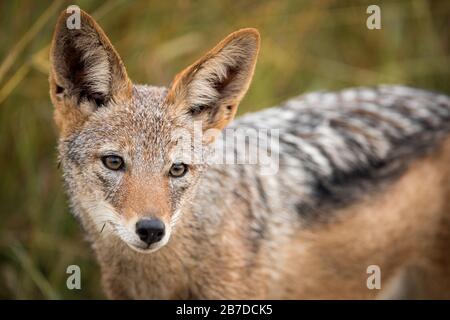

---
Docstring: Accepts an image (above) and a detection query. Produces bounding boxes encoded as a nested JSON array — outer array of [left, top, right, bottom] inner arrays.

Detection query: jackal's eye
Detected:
[[169, 162, 188, 178], [101, 155, 124, 171]]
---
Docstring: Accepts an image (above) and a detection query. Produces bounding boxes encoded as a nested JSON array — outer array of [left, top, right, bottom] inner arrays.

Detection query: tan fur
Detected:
[[276, 137, 450, 299], [96, 137, 450, 299], [119, 175, 172, 223], [49, 9, 450, 299]]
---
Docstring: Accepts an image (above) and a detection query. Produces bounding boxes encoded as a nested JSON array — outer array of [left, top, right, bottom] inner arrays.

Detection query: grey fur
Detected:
[[224, 85, 450, 221], [59, 84, 450, 298]]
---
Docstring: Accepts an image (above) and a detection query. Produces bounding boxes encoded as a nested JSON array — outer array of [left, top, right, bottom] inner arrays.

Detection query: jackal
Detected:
[[49, 9, 450, 299]]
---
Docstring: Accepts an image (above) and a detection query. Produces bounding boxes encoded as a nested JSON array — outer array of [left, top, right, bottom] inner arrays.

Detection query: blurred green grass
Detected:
[[0, 0, 449, 299]]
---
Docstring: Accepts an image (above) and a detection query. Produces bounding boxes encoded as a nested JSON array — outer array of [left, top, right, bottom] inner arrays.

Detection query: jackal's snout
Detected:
[[135, 218, 166, 246], [119, 178, 173, 252]]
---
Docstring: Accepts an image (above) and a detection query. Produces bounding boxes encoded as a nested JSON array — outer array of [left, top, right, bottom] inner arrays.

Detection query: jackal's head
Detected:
[[49, 9, 259, 253]]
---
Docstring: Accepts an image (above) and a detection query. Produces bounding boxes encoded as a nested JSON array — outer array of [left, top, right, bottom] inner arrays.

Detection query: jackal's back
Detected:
[[225, 85, 450, 218]]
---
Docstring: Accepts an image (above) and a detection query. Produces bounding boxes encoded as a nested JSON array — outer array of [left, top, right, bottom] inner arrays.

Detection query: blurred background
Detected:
[[0, 0, 449, 299]]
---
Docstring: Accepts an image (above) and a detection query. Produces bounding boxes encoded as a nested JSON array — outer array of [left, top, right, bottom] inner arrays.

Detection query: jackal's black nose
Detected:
[[135, 219, 165, 245]]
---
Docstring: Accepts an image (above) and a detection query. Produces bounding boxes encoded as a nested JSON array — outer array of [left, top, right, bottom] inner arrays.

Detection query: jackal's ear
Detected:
[[49, 9, 131, 133], [166, 29, 260, 131]]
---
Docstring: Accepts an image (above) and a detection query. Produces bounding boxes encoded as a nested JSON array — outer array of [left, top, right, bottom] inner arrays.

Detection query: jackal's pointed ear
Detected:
[[49, 9, 131, 134], [166, 29, 260, 131]]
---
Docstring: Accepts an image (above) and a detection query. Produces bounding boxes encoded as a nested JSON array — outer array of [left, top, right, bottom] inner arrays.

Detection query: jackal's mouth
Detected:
[[121, 226, 172, 254], [126, 239, 169, 254]]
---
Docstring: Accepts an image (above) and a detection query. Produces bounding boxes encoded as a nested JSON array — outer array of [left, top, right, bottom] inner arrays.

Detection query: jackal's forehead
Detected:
[[64, 85, 178, 169]]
